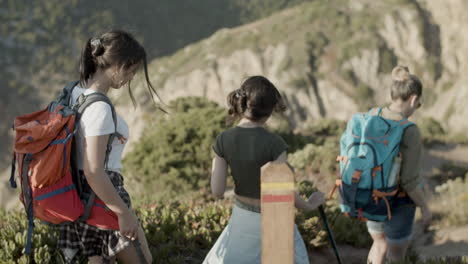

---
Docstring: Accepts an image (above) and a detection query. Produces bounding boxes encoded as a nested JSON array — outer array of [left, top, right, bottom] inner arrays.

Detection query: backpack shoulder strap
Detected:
[[75, 92, 117, 131], [74, 92, 119, 170], [399, 120, 416, 144], [56, 81, 80, 106], [369, 107, 383, 116], [397, 118, 415, 128], [73, 92, 121, 223]]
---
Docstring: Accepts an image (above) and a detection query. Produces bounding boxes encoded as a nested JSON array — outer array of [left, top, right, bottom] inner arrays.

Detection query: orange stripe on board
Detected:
[[262, 194, 294, 203]]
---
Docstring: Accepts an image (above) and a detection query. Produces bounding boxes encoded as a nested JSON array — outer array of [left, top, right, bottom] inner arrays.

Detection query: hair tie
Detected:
[[235, 89, 246, 98], [90, 38, 105, 57], [91, 38, 101, 47]]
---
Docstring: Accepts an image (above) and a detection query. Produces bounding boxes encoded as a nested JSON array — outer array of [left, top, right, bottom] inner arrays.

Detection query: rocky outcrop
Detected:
[[128, 0, 467, 134]]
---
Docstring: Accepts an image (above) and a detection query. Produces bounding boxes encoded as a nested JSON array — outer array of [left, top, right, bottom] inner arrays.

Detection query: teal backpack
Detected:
[[331, 107, 414, 222]]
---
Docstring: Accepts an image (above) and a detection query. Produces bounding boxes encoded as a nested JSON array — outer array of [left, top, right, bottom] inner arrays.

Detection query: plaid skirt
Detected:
[[58, 171, 132, 262]]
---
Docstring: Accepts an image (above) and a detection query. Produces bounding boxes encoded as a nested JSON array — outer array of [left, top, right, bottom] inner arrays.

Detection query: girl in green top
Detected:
[[203, 76, 325, 264]]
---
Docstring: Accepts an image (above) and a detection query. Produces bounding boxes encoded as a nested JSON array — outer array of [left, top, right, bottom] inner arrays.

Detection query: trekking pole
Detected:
[[318, 205, 343, 264], [133, 239, 149, 264]]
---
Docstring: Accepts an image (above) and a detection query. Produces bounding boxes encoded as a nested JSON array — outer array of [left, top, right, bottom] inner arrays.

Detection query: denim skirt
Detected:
[[203, 199, 310, 264]]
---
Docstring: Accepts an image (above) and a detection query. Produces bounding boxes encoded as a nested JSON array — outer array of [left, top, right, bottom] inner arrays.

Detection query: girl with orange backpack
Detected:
[[58, 30, 157, 263]]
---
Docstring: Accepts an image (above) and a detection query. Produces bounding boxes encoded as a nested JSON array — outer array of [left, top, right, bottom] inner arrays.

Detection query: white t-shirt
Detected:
[[70, 86, 129, 173]]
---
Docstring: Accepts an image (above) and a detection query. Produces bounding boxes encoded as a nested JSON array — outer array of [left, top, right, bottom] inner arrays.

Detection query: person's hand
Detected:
[[118, 209, 139, 240], [421, 206, 432, 229], [307, 191, 325, 210]]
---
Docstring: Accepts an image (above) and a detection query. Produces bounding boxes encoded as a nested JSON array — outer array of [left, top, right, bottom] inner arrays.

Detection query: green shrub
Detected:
[[288, 138, 340, 177], [417, 117, 446, 145], [296, 181, 373, 248], [0, 200, 365, 263], [275, 118, 345, 154], [123, 97, 230, 202], [136, 199, 231, 263], [0, 210, 65, 264], [3, 182, 465, 263], [416, 117, 468, 145], [0, 199, 230, 264], [302, 119, 346, 141], [433, 176, 468, 226]]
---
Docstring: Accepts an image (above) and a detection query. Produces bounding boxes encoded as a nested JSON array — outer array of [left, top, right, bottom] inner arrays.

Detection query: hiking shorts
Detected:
[[366, 204, 416, 244]]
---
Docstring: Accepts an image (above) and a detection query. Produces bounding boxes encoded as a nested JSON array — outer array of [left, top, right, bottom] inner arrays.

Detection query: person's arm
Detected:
[[399, 126, 431, 226], [407, 187, 431, 226], [211, 153, 228, 198], [294, 191, 325, 211], [274, 151, 325, 211], [83, 135, 139, 240]]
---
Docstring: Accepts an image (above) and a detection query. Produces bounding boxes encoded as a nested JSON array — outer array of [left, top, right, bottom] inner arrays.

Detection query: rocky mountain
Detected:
[[125, 0, 467, 137]]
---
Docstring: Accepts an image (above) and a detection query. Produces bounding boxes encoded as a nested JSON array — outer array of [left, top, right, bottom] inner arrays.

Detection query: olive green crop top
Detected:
[[212, 126, 288, 199]]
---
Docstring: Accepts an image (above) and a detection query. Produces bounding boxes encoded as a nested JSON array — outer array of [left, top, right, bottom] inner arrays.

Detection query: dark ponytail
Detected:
[[227, 76, 286, 122], [79, 37, 106, 87], [227, 89, 247, 119], [79, 38, 95, 86], [78, 30, 165, 111]]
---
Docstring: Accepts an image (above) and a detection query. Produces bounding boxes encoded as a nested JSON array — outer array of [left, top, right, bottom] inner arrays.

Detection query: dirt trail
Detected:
[[421, 143, 468, 178]]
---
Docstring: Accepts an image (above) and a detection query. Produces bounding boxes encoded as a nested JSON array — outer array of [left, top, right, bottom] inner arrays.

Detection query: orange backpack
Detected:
[[10, 81, 121, 254]]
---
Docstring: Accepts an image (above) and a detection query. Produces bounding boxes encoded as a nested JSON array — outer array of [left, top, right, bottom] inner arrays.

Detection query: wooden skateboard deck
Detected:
[[261, 162, 295, 264]]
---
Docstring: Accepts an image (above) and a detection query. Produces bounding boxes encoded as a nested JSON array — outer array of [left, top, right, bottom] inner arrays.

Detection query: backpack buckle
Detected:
[[352, 170, 362, 183], [371, 166, 382, 177]]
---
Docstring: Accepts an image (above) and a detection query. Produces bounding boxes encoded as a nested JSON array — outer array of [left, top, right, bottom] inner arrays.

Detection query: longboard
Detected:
[[261, 162, 295, 264]]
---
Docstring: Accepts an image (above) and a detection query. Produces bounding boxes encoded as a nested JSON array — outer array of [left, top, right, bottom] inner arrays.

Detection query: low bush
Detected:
[[433, 176, 468, 226], [123, 97, 230, 202]]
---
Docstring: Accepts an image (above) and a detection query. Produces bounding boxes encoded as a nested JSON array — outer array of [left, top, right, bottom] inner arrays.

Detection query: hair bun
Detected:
[[90, 38, 105, 57], [392, 66, 410, 82]]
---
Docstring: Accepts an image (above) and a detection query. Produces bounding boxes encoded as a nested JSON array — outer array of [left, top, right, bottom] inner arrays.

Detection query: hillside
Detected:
[[0, 0, 311, 169], [123, 0, 468, 139]]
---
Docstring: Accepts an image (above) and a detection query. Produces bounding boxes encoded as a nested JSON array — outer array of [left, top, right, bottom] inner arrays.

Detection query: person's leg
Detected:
[[116, 231, 152, 264], [367, 221, 387, 264], [203, 203, 261, 264], [116, 243, 139, 263], [367, 233, 387, 264], [89, 256, 104, 264], [293, 225, 309, 264], [386, 240, 411, 262], [383, 205, 416, 262]]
